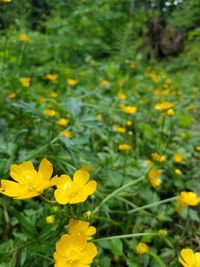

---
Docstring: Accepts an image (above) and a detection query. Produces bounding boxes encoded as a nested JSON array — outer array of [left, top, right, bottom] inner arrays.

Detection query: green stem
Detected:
[[40, 195, 56, 204], [128, 196, 178, 214], [18, 43, 26, 66], [93, 174, 146, 214], [94, 232, 157, 242], [149, 251, 167, 267]]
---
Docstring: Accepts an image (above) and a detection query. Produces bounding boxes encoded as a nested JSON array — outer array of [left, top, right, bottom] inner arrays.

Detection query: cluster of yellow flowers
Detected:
[[54, 218, 97, 267], [0, 158, 97, 204]]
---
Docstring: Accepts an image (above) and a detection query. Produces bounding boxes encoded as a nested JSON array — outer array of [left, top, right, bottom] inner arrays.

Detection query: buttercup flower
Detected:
[[195, 145, 200, 152], [114, 126, 126, 133], [151, 152, 166, 162], [68, 218, 96, 240], [0, 158, 56, 199], [166, 108, 175, 116], [178, 248, 200, 267], [178, 192, 200, 207], [67, 79, 78, 86], [56, 118, 69, 127], [20, 77, 31, 88], [136, 242, 149, 254], [175, 169, 182, 175], [44, 74, 57, 81], [54, 170, 97, 205], [49, 92, 58, 98], [117, 91, 126, 100], [19, 34, 28, 42], [43, 109, 57, 117], [148, 168, 162, 188], [121, 105, 137, 114], [54, 233, 97, 267], [173, 153, 183, 163], [118, 144, 132, 151], [60, 130, 72, 138], [155, 101, 173, 111], [101, 80, 109, 87], [46, 215, 55, 224]]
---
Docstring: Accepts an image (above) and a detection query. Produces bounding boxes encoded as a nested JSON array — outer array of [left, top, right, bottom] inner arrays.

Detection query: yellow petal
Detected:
[[83, 180, 97, 195], [73, 170, 90, 184], [38, 158, 53, 181], [54, 189, 70, 205], [179, 248, 194, 266], [0, 180, 28, 197], [10, 161, 35, 183], [81, 242, 97, 264]]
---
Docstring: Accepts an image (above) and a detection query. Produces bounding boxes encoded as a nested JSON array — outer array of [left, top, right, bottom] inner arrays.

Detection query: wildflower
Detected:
[[178, 192, 200, 207], [56, 118, 69, 127], [148, 168, 162, 188], [166, 108, 175, 116], [118, 144, 132, 151], [195, 145, 200, 152], [126, 120, 133, 126], [49, 92, 58, 98], [151, 152, 166, 162], [0, 158, 57, 199], [44, 74, 57, 81], [173, 153, 183, 163], [67, 79, 78, 86], [96, 114, 102, 120], [68, 218, 96, 240], [136, 243, 149, 255], [145, 160, 153, 166], [54, 170, 97, 205], [178, 248, 200, 267], [20, 77, 31, 88], [175, 169, 182, 175], [8, 92, 16, 99], [155, 101, 173, 111], [121, 105, 137, 114], [117, 91, 126, 100], [53, 234, 97, 267], [46, 215, 55, 224], [43, 109, 57, 117], [60, 130, 72, 138], [19, 34, 28, 42], [101, 80, 109, 88], [114, 126, 126, 133]]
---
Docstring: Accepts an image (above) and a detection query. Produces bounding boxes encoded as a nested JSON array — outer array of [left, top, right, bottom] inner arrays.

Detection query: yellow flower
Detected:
[[53, 234, 97, 267], [46, 215, 55, 224], [43, 109, 57, 117], [126, 120, 133, 126], [145, 160, 153, 166], [155, 101, 173, 111], [56, 118, 69, 127], [178, 248, 200, 267], [121, 105, 137, 114], [0, 158, 57, 199], [60, 130, 72, 138], [166, 108, 175, 116], [151, 152, 166, 162], [114, 126, 126, 133], [19, 34, 28, 42], [44, 74, 57, 81], [118, 144, 132, 151], [96, 114, 103, 120], [148, 168, 162, 188], [178, 192, 200, 207], [175, 169, 182, 175], [101, 79, 109, 87], [68, 218, 96, 240], [54, 170, 97, 205], [173, 153, 183, 163], [117, 91, 126, 100], [136, 243, 149, 255], [195, 145, 200, 151], [8, 92, 16, 99], [20, 77, 31, 88], [49, 92, 58, 98], [67, 79, 78, 86]]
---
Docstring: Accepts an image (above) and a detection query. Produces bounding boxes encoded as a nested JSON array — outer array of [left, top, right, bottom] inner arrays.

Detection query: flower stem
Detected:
[[40, 195, 56, 204], [149, 251, 167, 267], [94, 232, 157, 242], [93, 174, 146, 214], [128, 196, 178, 214]]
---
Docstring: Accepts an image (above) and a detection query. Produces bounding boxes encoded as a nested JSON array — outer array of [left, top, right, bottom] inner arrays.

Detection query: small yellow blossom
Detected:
[[19, 34, 28, 42], [8, 92, 16, 99], [49, 92, 58, 98], [46, 215, 55, 224], [20, 77, 31, 88], [155, 101, 173, 111], [67, 79, 78, 86], [118, 144, 132, 151], [56, 118, 69, 127], [117, 91, 126, 100], [114, 126, 126, 133], [145, 160, 153, 166], [126, 120, 133, 126], [44, 74, 57, 81], [101, 80, 110, 87], [0, 158, 57, 199], [178, 248, 200, 267], [43, 109, 57, 117], [60, 130, 72, 138], [136, 243, 149, 254], [54, 170, 97, 205], [173, 153, 183, 163], [151, 152, 166, 162], [148, 168, 162, 188], [121, 105, 137, 114], [175, 169, 182, 175], [68, 218, 96, 240], [178, 192, 200, 207], [53, 234, 97, 267], [195, 145, 200, 152], [166, 108, 175, 116], [96, 114, 103, 120]]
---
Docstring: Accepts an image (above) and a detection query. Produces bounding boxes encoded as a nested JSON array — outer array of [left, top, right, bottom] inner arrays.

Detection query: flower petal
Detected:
[[38, 158, 53, 181], [83, 180, 97, 195], [73, 170, 89, 184], [0, 180, 28, 197], [10, 161, 35, 183], [54, 189, 70, 205]]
